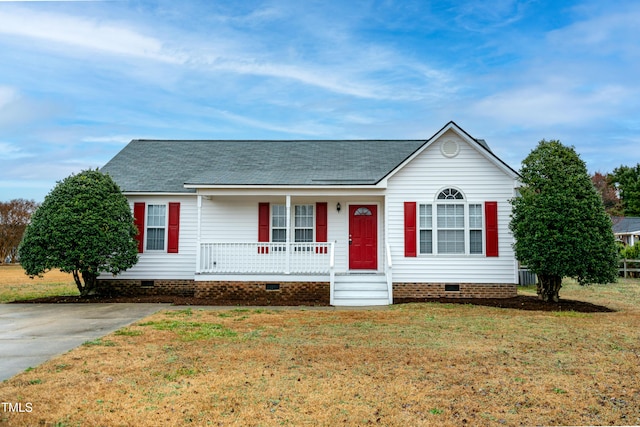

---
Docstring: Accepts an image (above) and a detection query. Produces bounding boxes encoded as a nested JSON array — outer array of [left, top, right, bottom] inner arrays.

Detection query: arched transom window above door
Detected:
[[354, 207, 372, 216]]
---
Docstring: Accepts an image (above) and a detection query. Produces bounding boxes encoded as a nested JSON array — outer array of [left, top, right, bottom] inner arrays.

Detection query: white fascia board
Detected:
[[194, 187, 387, 197], [184, 183, 387, 190], [123, 192, 196, 197]]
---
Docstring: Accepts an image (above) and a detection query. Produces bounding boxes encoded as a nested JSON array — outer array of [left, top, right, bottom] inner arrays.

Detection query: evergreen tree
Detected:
[[610, 164, 640, 216], [510, 140, 618, 302], [19, 170, 139, 296]]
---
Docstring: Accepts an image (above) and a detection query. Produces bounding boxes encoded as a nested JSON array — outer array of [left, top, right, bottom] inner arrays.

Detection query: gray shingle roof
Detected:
[[100, 121, 517, 194], [101, 139, 426, 193], [612, 217, 640, 234]]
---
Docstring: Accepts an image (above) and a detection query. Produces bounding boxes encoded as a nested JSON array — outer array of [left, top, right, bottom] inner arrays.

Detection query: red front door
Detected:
[[349, 205, 377, 270]]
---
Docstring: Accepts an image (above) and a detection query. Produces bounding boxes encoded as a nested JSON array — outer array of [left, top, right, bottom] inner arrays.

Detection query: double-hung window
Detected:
[[437, 204, 465, 254], [269, 204, 315, 244], [419, 204, 433, 254], [418, 188, 484, 255], [469, 204, 483, 254], [146, 204, 166, 250], [294, 204, 314, 243], [271, 204, 287, 243]]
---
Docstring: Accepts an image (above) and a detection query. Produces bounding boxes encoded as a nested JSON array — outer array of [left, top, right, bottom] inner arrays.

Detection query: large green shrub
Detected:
[[510, 140, 618, 302], [19, 170, 139, 296], [620, 242, 640, 260]]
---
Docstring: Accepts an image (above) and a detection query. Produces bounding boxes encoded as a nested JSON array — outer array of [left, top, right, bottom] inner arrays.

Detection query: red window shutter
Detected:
[[168, 202, 180, 253], [485, 201, 499, 257], [404, 202, 417, 257], [133, 202, 145, 253], [316, 202, 328, 253], [258, 203, 270, 253], [258, 203, 270, 242]]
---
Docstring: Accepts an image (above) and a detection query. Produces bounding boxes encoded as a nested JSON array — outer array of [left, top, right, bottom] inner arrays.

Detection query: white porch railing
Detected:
[[199, 242, 333, 274]]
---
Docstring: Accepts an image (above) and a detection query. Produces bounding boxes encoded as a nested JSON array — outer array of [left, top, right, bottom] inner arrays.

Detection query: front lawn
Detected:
[[1, 279, 639, 426], [0, 264, 77, 303]]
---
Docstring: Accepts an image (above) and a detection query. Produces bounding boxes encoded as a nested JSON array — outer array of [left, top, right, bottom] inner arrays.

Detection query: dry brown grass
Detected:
[[0, 264, 76, 303], [1, 279, 640, 426]]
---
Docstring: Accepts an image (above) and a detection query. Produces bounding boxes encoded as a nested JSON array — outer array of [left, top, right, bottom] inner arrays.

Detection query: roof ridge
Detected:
[[131, 139, 429, 142]]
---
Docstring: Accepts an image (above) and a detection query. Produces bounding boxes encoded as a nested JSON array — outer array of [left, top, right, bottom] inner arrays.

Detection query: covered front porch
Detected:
[[192, 192, 392, 305]]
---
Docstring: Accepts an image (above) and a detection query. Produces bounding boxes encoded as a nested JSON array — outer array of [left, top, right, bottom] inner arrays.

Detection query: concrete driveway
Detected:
[[0, 303, 168, 381]]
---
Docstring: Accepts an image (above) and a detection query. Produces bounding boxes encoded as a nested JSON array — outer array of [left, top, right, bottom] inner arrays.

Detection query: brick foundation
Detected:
[[393, 282, 517, 300], [95, 279, 329, 305], [96, 279, 516, 304], [194, 281, 329, 304], [95, 279, 196, 297]]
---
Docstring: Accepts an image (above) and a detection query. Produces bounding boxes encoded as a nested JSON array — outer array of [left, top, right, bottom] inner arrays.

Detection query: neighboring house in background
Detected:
[[612, 217, 640, 247], [99, 121, 521, 306]]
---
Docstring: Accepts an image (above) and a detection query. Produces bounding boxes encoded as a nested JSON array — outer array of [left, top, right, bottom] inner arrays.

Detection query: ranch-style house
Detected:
[[98, 121, 521, 306]]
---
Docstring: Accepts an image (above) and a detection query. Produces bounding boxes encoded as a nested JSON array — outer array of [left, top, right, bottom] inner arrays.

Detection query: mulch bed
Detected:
[[11, 294, 615, 313], [395, 295, 615, 313]]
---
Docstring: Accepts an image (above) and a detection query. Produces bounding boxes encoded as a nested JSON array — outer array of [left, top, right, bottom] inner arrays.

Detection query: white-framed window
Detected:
[[294, 204, 314, 242], [437, 203, 465, 254], [269, 204, 315, 243], [271, 204, 287, 243], [146, 204, 166, 251], [419, 204, 433, 254], [469, 204, 483, 254], [419, 189, 483, 255]]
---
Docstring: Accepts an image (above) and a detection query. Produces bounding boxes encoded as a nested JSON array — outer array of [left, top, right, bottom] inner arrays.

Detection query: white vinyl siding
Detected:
[[99, 195, 197, 280], [386, 129, 518, 284]]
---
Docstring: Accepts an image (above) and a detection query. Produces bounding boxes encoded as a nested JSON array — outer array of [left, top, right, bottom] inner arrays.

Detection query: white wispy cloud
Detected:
[[0, 85, 60, 129], [0, 7, 185, 63], [546, 5, 640, 57], [81, 135, 134, 145], [0, 141, 31, 160], [471, 82, 629, 127], [0, 6, 452, 102], [206, 107, 337, 136], [0, 86, 18, 108]]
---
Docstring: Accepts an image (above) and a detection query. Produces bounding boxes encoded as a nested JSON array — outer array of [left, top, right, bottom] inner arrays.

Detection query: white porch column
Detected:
[[196, 194, 202, 274], [285, 194, 291, 274]]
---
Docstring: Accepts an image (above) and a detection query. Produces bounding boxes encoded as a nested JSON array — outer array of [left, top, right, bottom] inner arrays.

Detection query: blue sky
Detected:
[[1, 0, 639, 202]]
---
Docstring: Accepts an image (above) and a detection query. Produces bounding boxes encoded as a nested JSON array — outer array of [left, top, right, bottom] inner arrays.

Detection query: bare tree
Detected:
[[0, 199, 39, 263], [592, 172, 622, 216]]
